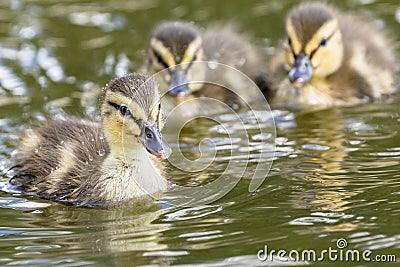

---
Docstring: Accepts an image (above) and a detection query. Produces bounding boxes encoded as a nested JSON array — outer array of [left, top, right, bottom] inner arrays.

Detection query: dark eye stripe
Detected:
[[107, 101, 143, 127], [186, 46, 201, 70], [152, 48, 169, 69], [309, 30, 337, 59]]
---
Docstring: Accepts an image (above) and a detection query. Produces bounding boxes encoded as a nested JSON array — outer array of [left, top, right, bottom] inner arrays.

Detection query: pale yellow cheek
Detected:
[[123, 123, 141, 137], [119, 116, 141, 137], [311, 52, 322, 68], [188, 82, 203, 92], [313, 46, 342, 77], [186, 63, 206, 92]]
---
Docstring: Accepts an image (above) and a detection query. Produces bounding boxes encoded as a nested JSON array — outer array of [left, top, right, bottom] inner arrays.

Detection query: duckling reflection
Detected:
[[266, 2, 397, 109], [5, 73, 171, 207], [147, 21, 267, 116], [283, 109, 353, 212], [0, 200, 172, 266]]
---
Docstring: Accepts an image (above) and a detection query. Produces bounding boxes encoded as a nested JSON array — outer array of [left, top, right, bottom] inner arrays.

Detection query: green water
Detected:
[[0, 0, 400, 266]]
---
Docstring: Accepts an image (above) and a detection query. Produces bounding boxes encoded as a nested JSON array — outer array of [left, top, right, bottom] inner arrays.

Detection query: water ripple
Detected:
[[163, 205, 223, 222], [349, 232, 400, 250]]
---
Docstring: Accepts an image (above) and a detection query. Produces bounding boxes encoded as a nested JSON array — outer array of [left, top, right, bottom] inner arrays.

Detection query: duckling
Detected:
[[266, 2, 398, 109], [146, 21, 267, 113], [5, 73, 171, 207]]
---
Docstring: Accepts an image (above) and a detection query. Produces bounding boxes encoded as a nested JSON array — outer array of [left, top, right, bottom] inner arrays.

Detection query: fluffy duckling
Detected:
[[266, 2, 397, 109], [6, 73, 171, 207], [146, 21, 266, 111]]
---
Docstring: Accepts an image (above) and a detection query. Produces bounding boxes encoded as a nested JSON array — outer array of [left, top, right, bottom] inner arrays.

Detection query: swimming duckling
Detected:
[[6, 73, 171, 207], [147, 21, 267, 112], [266, 2, 398, 109]]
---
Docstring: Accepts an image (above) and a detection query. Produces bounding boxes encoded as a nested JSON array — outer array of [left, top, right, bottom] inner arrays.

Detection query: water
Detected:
[[0, 0, 400, 266]]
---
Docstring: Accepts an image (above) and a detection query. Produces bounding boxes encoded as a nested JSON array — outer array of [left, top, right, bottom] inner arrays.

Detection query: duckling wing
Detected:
[[9, 117, 109, 200]]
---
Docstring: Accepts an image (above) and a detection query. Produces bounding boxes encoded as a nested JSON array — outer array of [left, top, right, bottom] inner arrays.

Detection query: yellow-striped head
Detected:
[[101, 73, 171, 159], [284, 2, 344, 87], [147, 21, 206, 97]]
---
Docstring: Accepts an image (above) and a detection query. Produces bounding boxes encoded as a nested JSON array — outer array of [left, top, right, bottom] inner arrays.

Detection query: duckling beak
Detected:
[[140, 123, 172, 159], [288, 54, 313, 88], [169, 70, 191, 97]]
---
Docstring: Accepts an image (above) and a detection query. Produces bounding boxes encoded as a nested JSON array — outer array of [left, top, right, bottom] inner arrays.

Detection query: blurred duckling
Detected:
[[267, 2, 398, 109], [6, 73, 171, 207], [146, 21, 267, 112]]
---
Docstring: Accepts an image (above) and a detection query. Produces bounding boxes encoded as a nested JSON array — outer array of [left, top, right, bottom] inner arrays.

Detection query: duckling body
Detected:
[[147, 21, 266, 115], [266, 2, 397, 109], [7, 73, 171, 207]]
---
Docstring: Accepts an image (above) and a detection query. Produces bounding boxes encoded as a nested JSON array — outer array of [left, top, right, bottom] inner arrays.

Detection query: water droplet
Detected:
[[98, 149, 105, 157], [208, 60, 218, 70], [34, 148, 39, 154], [60, 140, 64, 144], [236, 57, 246, 68], [231, 103, 239, 110]]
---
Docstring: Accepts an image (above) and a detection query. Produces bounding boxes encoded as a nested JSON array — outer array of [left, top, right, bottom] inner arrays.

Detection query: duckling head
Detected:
[[101, 73, 171, 159], [284, 2, 344, 88], [147, 21, 206, 98]]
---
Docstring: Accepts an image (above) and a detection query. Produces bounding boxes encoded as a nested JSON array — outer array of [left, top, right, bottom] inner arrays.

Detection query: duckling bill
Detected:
[[5, 73, 171, 207], [266, 2, 398, 108]]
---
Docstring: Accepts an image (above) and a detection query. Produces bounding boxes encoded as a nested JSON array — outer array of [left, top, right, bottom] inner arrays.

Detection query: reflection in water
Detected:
[[285, 109, 352, 212], [0, 196, 172, 266], [273, 104, 400, 237]]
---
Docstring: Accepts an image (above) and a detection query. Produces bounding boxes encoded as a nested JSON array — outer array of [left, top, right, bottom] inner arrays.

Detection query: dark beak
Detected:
[[140, 124, 171, 159], [169, 70, 191, 97], [288, 54, 313, 88]]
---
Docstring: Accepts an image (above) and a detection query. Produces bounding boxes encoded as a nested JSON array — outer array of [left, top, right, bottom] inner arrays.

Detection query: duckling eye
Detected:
[[144, 127, 154, 139], [119, 106, 130, 116], [320, 38, 327, 46], [146, 131, 153, 139]]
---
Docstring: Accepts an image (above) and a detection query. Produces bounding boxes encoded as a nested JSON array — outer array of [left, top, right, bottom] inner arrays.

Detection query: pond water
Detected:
[[0, 0, 400, 266]]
